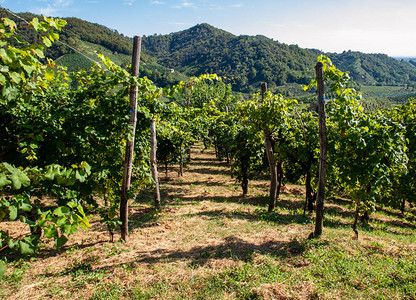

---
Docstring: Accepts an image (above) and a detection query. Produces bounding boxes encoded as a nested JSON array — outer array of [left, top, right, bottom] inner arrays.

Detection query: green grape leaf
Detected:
[[77, 214, 91, 230], [53, 206, 70, 217], [56, 175, 67, 185], [82, 163, 91, 175], [55, 235, 68, 248], [34, 48, 44, 58], [2, 18, 16, 29], [20, 215, 36, 226], [9, 169, 30, 190], [19, 241, 35, 255], [9, 72, 22, 84], [0, 262, 7, 280], [31, 18, 39, 31], [21, 63, 37, 76], [9, 205, 18, 221], [56, 217, 67, 227], [48, 31, 59, 42], [43, 226, 57, 239], [0, 73, 6, 85], [8, 239, 18, 249], [75, 170, 87, 182], [44, 68, 54, 81], [66, 201, 77, 209], [0, 209, 6, 222], [70, 224, 79, 235], [63, 224, 72, 235], [19, 201, 32, 212], [2, 86, 19, 101], [0, 173, 11, 187], [42, 36, 52, 47], [44, 165, 56, 180]]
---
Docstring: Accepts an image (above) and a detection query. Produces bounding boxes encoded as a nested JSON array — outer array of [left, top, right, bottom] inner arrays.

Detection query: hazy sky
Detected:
[[1, 0, 415, 57]]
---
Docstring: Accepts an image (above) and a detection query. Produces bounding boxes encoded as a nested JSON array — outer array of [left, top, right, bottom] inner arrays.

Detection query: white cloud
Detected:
[[230, 4, 242, 8], [55, 0, 72, 7], [174, 1, 196, 9], [29, 0, 73, 16], [123, 0, 136, 6], [151, 0, 165, 4], [207, 3, 222, 10], [31, 5, 58, 16]]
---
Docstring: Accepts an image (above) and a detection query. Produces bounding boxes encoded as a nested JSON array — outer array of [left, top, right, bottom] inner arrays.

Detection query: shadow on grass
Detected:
[[185, 209, 259, 222], [34, 240, 106, 262], [328, 197, 416, 228], [381, 219, 416, 231], [377, 205, 413, 220], [166, 192, 270, 208], [185, 167, 229, 176], [146, 235, 304, 266], [163, 180, 237, 188], [135, 189, 415, 242], [191, 156, 226, 164], [92, 235, 305, 272]]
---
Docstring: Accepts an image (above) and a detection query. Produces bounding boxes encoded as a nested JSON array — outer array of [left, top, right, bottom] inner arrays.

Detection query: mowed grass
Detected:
[[1, 144, 416, 299]]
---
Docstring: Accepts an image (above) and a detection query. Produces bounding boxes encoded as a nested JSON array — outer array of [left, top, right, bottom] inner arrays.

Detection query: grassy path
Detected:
[[1, 144, 416, 299]]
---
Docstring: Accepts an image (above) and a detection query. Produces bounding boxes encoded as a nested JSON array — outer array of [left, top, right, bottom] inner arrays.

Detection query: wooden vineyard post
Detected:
[[120, 36, 141, 241], [260, 82, 278, 212], [150, 118, 161, 208], [313, 62, 328, 237], [261, 82, 267, 102], [186, 90, 192, 163]]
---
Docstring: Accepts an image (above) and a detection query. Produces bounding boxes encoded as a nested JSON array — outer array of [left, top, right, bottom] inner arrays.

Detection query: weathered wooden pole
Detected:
[[313, 62, 328, 237], [186, 89, 192, 163], [120, 36, 141, 241], [261, 82, 267, 102], [260, 82, 278, 212], [150, 118, 161, 207]]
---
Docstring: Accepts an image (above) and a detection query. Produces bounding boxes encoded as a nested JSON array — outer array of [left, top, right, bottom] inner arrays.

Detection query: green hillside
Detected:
[[54, 40, 132, 73], [3, 10, 416, 94], [330, 51, 416, 85], [143, 23, 318, 92], [0, 10, 189, 87], [143, 23, 416, 92]]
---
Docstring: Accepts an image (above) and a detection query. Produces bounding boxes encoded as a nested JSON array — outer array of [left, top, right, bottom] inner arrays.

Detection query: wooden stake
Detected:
[[313, 62, 328, 237], [120, 36, 141, 241], [265, 132, 279, 212], [150, 119, 161, 207], [261, 82, 267, 102], [260, 82, 278, 212]]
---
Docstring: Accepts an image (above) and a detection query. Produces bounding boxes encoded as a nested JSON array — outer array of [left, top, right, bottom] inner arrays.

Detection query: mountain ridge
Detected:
[[2, 10, 416, 92], [143, 23, 416, 92]]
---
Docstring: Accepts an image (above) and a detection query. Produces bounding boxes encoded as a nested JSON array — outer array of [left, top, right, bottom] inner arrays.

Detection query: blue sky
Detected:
[[1, 0, 416, 57]]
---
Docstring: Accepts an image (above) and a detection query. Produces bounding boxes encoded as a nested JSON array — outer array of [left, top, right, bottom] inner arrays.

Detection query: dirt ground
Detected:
[[2, 144, 415, 299], [2, 145, 313, 299]]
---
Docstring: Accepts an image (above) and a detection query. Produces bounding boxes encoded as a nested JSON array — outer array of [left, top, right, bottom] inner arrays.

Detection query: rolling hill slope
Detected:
[[2, 10, 416, 92], [143, 23, 416, 92]]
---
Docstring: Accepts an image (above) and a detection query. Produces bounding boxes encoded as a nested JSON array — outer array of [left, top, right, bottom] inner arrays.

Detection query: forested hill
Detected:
[[143, 23, 416, 92], [3, 9, 416, 92], [0, 10, 189, 87], [142, 23, 319, 92], [0, 11, 133, 58], [330, 51, 416, 86]]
